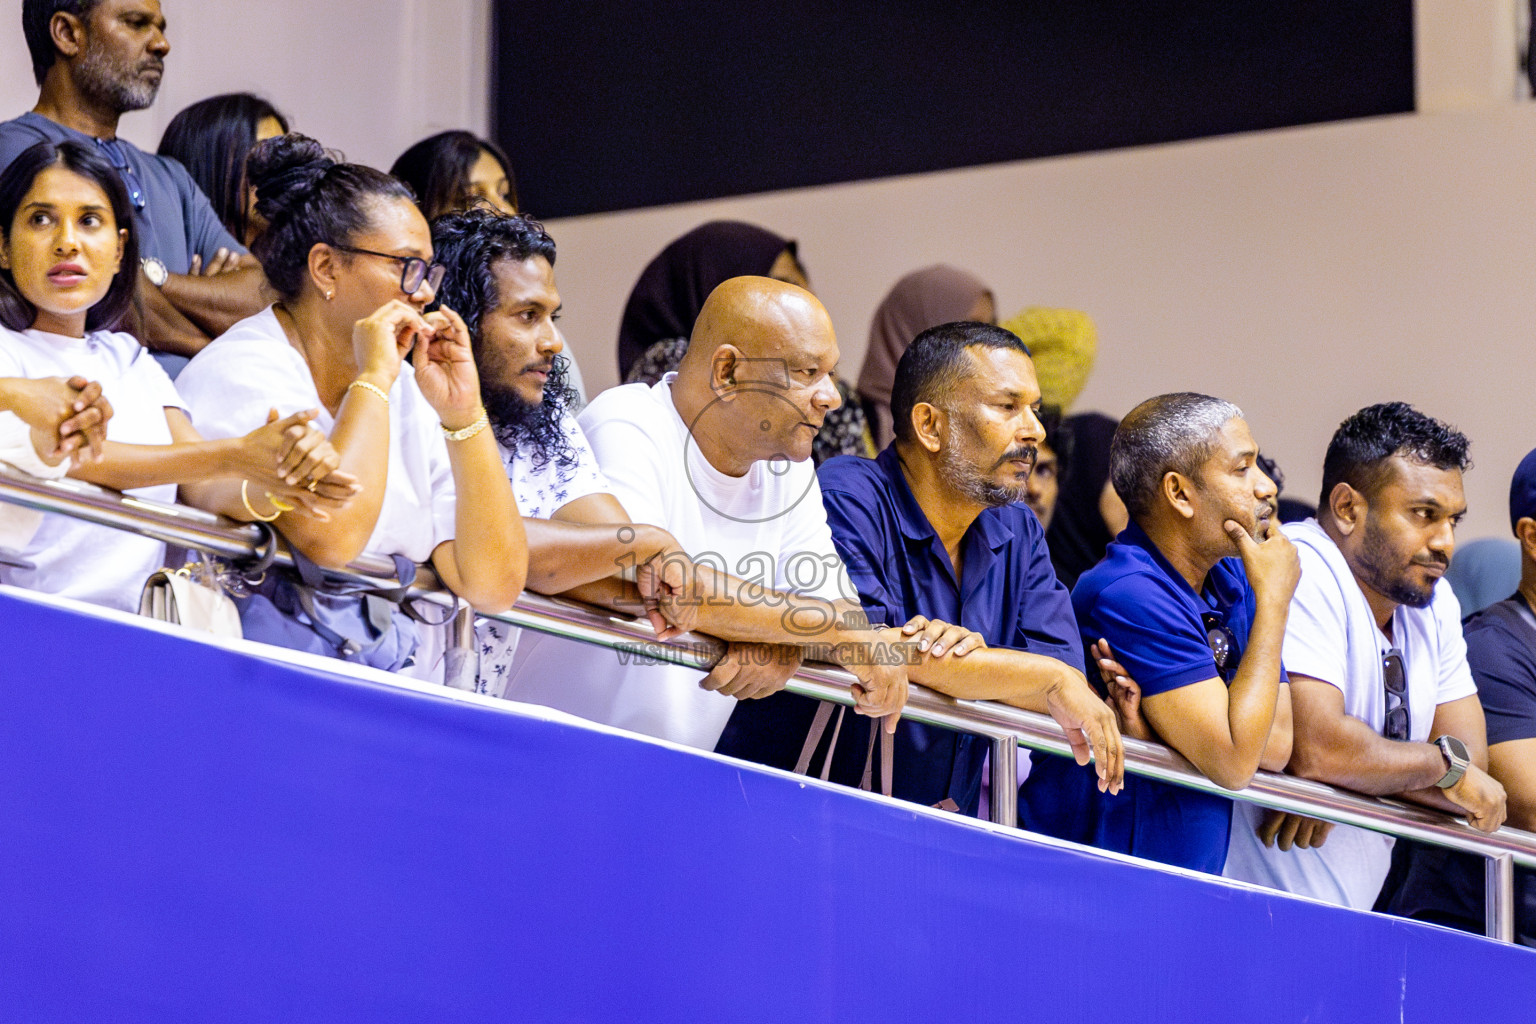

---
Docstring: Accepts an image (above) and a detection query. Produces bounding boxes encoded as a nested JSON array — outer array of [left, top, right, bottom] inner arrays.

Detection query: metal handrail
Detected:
[[1, 463, 1530, 943]]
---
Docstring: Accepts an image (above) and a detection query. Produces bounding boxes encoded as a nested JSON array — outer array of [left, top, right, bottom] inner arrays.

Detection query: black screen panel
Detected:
[[492, 2, 1414, 218]]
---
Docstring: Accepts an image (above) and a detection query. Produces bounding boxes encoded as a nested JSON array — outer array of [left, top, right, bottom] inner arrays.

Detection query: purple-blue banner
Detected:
[[0, 588, 1532, 1021]]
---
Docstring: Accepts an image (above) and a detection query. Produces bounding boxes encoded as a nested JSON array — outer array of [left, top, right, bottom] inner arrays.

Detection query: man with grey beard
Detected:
[[2, 0, 267, 359], [717, 321, 1123, 813]]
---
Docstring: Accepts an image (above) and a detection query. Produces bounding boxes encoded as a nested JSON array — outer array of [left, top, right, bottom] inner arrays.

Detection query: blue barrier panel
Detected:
[[1, 587, 1533, 1022]]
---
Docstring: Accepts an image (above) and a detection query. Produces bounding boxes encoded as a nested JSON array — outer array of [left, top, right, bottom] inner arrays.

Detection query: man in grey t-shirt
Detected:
[[3, 1, 268, 357]]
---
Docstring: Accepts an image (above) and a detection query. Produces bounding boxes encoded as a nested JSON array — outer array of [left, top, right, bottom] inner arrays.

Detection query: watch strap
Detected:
[[1434, 735, 1468, 789]]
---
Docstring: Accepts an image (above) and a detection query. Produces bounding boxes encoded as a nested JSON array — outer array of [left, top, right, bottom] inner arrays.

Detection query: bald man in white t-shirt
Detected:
[[525, 276, 923, 750]]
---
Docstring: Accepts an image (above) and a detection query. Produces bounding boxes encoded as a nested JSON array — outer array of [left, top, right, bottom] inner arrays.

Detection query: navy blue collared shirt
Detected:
[[1021, 520, 1277, 874], [716, 445, 1083, 812]]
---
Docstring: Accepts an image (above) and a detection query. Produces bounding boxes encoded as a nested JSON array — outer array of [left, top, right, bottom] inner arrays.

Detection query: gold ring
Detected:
[[305, 479, 319, 493], [266, 492, 296, 513]]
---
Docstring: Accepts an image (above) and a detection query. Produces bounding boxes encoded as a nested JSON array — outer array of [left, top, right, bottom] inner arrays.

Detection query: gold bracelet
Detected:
[[241, 479, 282, 522], [441, 409, 490, 442], [346, 379, 390, 406]]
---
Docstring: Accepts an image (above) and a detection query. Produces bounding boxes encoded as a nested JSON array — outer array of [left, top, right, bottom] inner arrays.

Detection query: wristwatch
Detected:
[[1434, 735, 1471, 789], [140, 256, 168, 287]]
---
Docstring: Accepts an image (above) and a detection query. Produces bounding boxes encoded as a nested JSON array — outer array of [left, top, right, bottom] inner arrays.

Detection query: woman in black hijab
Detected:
[[616, 220, 872, 462], [617, 221, 802, 381], [1045, 412, 1129, 589]]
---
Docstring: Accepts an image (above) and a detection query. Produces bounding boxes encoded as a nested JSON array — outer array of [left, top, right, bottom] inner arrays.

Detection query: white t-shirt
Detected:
[[1223, 518, 1478, 908], [0, 405, 71, 548], [473, 412, 611, 697], [175, 307, 458, 565], [503, 375, 850, 750], [0, 326, 183, 610]]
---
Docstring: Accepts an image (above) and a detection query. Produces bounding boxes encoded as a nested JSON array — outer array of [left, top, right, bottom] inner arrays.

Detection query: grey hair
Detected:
[[1110, 393, 1243, 520]]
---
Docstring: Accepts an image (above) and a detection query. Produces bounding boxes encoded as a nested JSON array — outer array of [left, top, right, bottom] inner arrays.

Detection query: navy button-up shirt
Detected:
[[716, 445, 1084, 812]]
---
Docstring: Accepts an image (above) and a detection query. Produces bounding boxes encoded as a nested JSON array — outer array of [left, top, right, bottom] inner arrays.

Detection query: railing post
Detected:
[[442, 604, 480, 693], [989, 734, 1018, 827], [1485, 851, 1515, 942]]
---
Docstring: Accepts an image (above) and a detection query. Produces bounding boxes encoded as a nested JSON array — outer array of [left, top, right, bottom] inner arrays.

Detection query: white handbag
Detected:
[[139, 563, 243, 639]]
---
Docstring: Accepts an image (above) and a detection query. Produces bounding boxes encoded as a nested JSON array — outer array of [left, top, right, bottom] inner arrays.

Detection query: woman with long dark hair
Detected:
[[157, 92, 290, 248], [388, 131, 600, 408], [0, 140, 353, 610], [390, 131, 517, 221]]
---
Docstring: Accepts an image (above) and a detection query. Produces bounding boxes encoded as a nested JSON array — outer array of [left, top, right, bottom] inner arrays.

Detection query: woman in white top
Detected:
[[0, 139, 356, 611], [174, 135, 526, 672]]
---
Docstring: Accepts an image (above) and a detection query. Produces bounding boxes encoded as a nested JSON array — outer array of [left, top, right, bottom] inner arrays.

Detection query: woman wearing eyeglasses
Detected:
[[174, 134, 526, 678]]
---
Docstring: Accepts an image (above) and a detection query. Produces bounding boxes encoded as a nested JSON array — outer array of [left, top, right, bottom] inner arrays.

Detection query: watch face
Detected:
[[1431, 736, 1468, 767]]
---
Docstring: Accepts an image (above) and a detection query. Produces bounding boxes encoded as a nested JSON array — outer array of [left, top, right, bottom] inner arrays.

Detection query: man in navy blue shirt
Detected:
[[1020, 392, 1297, 874], [717, 322, 1123, 812]]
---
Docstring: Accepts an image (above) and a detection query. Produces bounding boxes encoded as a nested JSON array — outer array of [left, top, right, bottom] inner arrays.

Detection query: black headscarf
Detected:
[[616, 220, 793, 380], [1045, 412, 1120, 590]]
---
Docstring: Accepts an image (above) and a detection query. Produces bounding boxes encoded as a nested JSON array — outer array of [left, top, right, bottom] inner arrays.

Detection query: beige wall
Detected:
[[546, 104, 1536, 541], [0, 0, 491, 167]]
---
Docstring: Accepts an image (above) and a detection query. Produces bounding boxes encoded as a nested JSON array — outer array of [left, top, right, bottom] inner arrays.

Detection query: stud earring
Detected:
[[325, 290, 334, 301]]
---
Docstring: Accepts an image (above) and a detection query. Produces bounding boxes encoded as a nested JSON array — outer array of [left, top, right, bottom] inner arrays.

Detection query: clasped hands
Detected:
[[8, 375, 113, 467], [234, 408, 360, 521]]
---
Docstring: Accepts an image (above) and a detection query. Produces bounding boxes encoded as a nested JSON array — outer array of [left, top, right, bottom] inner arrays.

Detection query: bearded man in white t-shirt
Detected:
[[430, 210, 704, 698], [1223, 402, 1507, 908]]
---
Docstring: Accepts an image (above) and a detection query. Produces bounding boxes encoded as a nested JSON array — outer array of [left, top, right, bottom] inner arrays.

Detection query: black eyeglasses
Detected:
[[1382, 647, 1410, 741], [92, 137, 146, 211], [1202, 611, 1240, 683], [330, 244, 445, 296]]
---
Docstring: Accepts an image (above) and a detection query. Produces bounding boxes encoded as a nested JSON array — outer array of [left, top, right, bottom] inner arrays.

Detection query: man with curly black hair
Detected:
[[430, 209, 695, 697], [1223, 401, 1507, 908]]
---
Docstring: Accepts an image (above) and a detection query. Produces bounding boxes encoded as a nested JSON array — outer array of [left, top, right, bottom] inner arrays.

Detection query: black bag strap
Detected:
[[233, 521, 280, 579], [280, 546, 421, 659], [287, 544, 415, 601], [288, 541, 329, 589], [288, 584, 379, 658]]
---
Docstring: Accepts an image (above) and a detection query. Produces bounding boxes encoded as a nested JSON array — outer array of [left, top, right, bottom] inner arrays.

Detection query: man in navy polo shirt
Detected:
[[1020, 392, 1297, 873], [717, 321, 1124, 812]]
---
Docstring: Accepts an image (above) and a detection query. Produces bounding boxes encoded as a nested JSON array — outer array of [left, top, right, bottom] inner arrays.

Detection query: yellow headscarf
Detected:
[[1000, 306, 1098, 413]]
